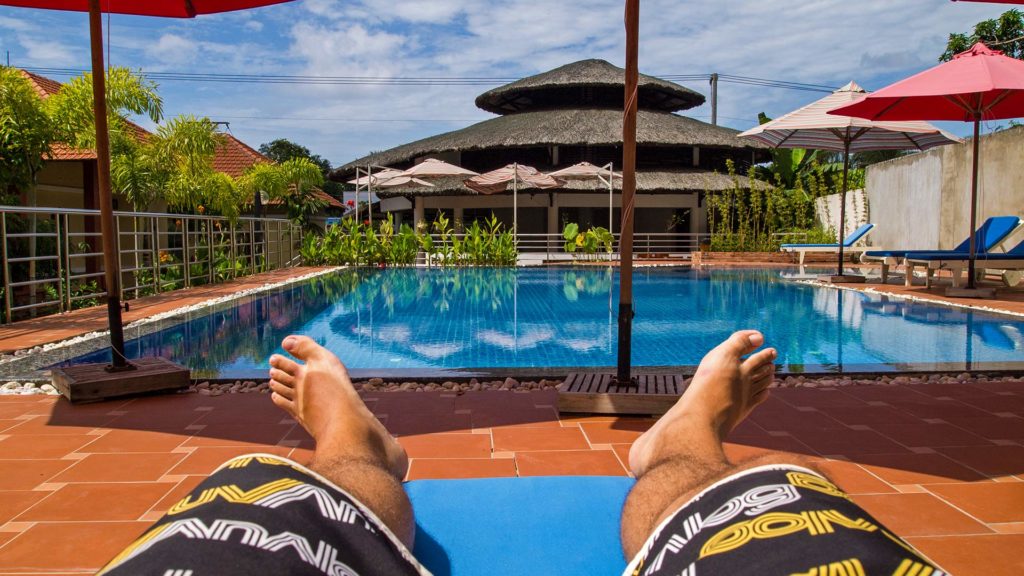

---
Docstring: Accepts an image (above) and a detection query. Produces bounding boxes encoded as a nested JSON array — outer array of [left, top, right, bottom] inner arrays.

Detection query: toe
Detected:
[[270, 379, 295, 400], [282, 335, 335, 364], [270, 354, 302, 376], [271, 391, 295, 413], [269, 368, 295, 387], [719, 330, 764, 359], [742, 347, 777, 374]]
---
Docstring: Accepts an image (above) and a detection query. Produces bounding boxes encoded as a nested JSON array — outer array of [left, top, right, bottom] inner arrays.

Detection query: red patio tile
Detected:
[[927, 483, 1024, 524], [515, 450, 627, 477], [0, 521, 150, 572], [492, 427, 589, 452], [612, 444, 633, 474], [813, 459, 896, 495], [852, 493, 992, 537], [53, 453, 186, 483], [942, 415, 1024, 442], [0, 490, 51, 524], [578, 419, 655, 445], [868, 420, 993, 448], [407, 458, 518, 480], [16, 482, 177, 521], [789, 428, 910, 457], [907, 534, 1024, 576], [0, 459, 74, 490], [857, 453, 988, 485], [150, 476, 207, 513], [775, 387, 870, 409], [81, 429, 190, 453], [397, 433, 491, 459], [168, 446, 289, 475], [0, 434, 97, 459], [938, 445, 1024, 477], [182, 423, 295, 448], [2, 415, 102, 436]]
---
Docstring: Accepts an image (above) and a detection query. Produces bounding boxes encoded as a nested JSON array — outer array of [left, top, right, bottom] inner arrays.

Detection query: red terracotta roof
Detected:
[[211, 133, 271, 178], [44, 142, 97, 161], [21, 69, 62, 98]]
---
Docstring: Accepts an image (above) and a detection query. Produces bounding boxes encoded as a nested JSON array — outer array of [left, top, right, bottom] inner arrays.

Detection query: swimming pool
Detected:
[[62, 267, 1024, 377]]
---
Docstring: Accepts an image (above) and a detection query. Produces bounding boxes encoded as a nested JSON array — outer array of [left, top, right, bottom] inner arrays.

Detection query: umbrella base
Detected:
[[945, 286, 996, 299], [817, 274, 867, 284], [51, 357, 190, 404]]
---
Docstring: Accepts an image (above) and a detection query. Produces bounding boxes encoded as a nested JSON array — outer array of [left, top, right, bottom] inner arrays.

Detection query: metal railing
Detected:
[[516, 232, 710, 257], [1, 206, 301, 324]]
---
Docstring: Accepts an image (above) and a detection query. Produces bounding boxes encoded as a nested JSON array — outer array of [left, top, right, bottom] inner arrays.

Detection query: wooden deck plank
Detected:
[[558, 372, 685, 415]]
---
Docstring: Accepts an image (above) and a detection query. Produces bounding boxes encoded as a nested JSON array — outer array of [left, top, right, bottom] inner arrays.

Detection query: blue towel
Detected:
[[406, 476, 635, 576]]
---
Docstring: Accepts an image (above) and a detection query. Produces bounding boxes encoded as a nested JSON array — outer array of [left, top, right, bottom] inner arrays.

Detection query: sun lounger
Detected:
[[407, 476, 632, 575], [862, 216, 1023, 285], [904, 237, 1024, 288], [780, 223, 875, 266]]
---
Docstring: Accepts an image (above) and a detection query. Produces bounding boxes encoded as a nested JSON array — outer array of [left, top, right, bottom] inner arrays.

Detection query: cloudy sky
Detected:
[[0, 0, 1009, 167]]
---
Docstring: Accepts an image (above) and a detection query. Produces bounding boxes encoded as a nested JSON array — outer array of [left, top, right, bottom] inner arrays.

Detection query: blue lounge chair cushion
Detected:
[[907, 239, 1024, 261], [781, 223, 874, 250], [866, 216, 1021, 259], [406, 476, 635, 576]]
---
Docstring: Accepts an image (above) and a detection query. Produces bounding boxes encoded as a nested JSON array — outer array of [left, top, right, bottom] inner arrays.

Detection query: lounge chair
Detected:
[[905, 237, 1024, 288], [780, 223, 875, 266], [862, 216, 1023, 285]]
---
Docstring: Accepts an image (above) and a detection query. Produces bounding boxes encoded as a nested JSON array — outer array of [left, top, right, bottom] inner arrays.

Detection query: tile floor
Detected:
[[0, 382, 1021, 575]]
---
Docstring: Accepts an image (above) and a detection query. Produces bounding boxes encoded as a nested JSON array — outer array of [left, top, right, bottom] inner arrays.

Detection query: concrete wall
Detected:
[[861, 125, 1024, 251], [815, 188, 870, 241]]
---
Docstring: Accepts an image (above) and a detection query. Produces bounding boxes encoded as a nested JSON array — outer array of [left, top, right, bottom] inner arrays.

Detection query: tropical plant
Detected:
[[0, 67, 54, 197], [277, 157, 326, 229], [942, 9, 1023, 61], [562, 222, 614, 259]]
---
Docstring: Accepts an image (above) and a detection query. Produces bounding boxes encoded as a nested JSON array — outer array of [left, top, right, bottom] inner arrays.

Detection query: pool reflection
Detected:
[[62, 267, 1024, 376]]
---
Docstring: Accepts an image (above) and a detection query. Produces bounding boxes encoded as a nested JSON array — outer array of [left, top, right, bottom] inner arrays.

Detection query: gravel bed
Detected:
[[2, 372, 1020, 398]]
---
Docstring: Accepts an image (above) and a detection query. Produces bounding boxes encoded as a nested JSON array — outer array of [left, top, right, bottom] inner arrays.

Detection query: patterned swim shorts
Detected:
[[623, 464, 944, 576]]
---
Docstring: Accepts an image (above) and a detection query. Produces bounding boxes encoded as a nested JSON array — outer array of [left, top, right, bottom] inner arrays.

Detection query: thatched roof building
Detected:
[[332, 59, 766, 237]]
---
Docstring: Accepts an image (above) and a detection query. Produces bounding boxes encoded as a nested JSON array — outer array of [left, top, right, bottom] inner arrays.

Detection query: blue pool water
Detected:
[[64, 267, 1024, 377]]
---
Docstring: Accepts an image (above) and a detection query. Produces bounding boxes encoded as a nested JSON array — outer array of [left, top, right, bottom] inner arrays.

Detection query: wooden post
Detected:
[[89, 0, 130, 370], [616, 0, 639, 385]]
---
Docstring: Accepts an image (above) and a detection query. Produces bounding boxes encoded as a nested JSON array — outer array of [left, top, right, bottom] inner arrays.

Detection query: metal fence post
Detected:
[[249, 220, 256, 275], [182, 217, 191, 288], [55, 214, 65, 313], [151, 216, 160, 294], [1, 213, 10, 324], [207, 217, 215, 285], [229, 222, 237, 279]]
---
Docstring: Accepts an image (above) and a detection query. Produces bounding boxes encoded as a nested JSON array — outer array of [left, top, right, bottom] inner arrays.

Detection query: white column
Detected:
[[413, 196, 425, 228]]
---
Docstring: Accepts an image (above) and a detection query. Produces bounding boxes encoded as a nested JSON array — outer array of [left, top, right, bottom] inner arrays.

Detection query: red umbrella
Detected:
[[0, 0, 294, 369], [831, 42, 1024, 294]]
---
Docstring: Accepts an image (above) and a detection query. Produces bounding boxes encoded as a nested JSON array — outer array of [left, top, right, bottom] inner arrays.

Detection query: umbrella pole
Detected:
[[836, 140, 850, 277], [967, 116, 981, 290], [513, 163, 518, 238], [616, 0, 639, 385], [89, 0, 130, 371]]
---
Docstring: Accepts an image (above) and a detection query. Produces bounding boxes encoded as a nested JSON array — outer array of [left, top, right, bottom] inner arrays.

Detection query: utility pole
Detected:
[[710, 73, 719, 126]]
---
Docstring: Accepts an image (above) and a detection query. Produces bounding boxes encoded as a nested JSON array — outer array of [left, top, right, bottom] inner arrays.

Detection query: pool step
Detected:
[[557, 373, 687, 415]]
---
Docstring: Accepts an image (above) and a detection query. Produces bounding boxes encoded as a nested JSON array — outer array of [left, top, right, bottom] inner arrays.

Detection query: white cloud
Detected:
[[0, 15, 34, 32]]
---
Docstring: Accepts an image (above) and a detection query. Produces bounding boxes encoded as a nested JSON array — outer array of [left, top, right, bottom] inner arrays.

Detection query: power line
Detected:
[[24, 66, 839, 92]]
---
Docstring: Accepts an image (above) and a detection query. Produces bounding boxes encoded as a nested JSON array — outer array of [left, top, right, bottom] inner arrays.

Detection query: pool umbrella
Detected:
[[1, 0, 294, 371], [739, 82, 959, 282], [464, 163, 563, 235], [830, 43, 1024, 295], [548, 162, 621, 231]]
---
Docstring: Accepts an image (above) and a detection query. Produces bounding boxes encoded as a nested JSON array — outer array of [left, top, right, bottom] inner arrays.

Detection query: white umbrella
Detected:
[[548, 162, 621, 231], [739, 81, 960, 281], [465, 164, 563, 235]]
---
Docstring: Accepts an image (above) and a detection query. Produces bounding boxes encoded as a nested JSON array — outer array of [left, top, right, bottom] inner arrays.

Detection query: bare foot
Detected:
[[269, 336, 408, 480], [628, 330, 776, 477]]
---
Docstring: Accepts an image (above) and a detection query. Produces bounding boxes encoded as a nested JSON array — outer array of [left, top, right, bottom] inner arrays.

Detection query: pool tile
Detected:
[[397, 433, 492, 459], [852, 493, 991, 537], [16, 482, 176, 521], [515, 450, 627, 477], [492, 427, 589, 452], [168, 446, 289, 475], [926, 483, 1024, 524], [907, 534, 1024, 576], [0, 459, 74, 490], [0, 521, 150, 572], [856, 453, 988, 485], [0, 434, 98, 459]]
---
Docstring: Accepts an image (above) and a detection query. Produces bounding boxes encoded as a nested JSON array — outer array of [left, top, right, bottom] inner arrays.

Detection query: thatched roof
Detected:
[[475, 59, 704, 114], [372, 170, 768, 198], [336, 108, 763, 175]]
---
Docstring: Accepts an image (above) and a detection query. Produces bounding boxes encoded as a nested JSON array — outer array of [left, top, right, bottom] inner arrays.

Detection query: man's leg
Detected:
[[620, 330, 941, 576], [268, 335, 414, 546], [621, 330, 779, 557]]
